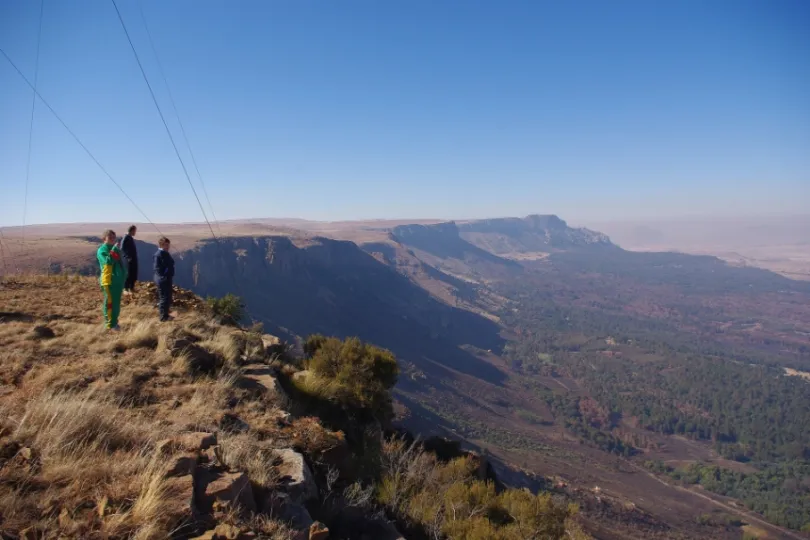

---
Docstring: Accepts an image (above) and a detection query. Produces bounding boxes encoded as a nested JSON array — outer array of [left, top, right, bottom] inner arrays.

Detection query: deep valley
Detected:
[[2, 215, 809, 539]]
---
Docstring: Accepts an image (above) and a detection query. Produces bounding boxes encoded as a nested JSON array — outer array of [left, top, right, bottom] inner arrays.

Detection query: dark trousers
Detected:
[[156, 278, 173, 320], [125, 260, 138, 291]]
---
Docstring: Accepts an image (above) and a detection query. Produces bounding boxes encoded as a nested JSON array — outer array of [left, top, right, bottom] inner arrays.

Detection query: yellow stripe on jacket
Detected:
[[101, 264, 113, 286]]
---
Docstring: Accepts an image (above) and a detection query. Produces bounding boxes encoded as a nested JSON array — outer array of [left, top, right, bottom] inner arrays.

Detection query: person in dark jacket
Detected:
[[153, 236, 175, 321], [120, 225, 138, 294]]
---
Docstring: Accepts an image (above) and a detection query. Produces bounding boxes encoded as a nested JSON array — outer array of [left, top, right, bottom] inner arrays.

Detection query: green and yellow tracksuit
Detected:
[[97, 243, 127, 329]]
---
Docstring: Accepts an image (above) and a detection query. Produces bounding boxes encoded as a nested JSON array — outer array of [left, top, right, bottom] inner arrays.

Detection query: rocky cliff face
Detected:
[[171, 236, 507, 385], [390, 222, 522, 282], [458, 214, 613, 255]]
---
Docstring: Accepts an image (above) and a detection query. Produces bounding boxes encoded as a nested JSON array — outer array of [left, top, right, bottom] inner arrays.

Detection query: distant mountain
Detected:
[[458, 214, 614, 258]]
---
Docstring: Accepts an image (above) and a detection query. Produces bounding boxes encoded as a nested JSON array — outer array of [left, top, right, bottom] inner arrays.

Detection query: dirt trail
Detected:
[[548, 377, 570, 391], [627, 462, 805, 540]]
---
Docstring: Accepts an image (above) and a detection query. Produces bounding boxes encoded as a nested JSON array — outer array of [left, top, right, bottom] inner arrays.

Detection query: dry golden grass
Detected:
[[0, 275, 339, 538], [291, 369, 344, 401], [199, 327, 242, 364], [216, 432, 281, 489], [115, 319, 160, 351], [0, 390, 183, 538]]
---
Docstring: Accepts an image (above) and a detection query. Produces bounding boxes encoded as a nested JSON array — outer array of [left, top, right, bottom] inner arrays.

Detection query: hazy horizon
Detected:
[[1, 210, 809, 231], [2, 0, 808, 227]]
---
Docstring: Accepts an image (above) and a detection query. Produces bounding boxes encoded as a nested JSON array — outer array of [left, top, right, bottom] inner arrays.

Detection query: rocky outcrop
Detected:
[[163, 328, 223, 375]]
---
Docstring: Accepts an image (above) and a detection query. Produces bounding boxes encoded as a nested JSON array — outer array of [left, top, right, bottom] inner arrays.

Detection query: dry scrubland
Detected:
[[0, 275, 586, 540]]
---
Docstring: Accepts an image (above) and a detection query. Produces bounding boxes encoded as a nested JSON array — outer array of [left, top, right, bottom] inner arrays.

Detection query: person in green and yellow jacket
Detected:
[[97, 229, 128, 330]]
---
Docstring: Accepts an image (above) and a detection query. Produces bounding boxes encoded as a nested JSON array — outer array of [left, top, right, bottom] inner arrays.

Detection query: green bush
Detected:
[[206, 294, 245, 326], [375, 438, 586, 539], [300, 336, 399, 421], [303, 333, 328, 359]]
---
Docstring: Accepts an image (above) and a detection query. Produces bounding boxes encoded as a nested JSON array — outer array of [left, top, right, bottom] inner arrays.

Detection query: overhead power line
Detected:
[[110, 0, 218, 243], [22, 0, 45, 255], [136, 0, 223, 237], [110, 0, 249, 322], [0, 48, 162, 234]]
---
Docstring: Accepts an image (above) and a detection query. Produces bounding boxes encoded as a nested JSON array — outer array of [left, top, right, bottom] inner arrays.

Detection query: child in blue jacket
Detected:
[[153, 237, 175, 321]]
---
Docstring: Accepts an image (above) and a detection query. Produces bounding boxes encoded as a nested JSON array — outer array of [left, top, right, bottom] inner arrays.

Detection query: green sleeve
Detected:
[[113, 246, 128, 279], [97, 245, 112, 267]]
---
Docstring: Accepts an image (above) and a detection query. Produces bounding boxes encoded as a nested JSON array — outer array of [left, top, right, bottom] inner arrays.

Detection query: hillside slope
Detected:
[[3, 217, 808, 539], [0, 275, 588, 540]]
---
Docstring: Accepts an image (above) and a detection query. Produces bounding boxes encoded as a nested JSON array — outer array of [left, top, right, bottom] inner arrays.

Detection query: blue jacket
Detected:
[[153, 249, 175, 282]]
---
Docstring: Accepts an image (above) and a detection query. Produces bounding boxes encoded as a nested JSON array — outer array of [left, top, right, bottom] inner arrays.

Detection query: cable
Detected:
[[0, 48, 162, 235], [22, 0, 45, 256], [111, 0, 249, 323], [136, 0, 223, 236], [110, 0, 217, 243]]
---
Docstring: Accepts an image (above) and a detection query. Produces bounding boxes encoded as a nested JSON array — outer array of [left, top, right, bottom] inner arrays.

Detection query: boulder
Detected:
[[273, 448, 318, 503], [202, 472, 256, 513], [182, 344, 223, 375], [163, 328, 201, 354], [166, 452, 198, 477], [162, 474, 197, 533], [308, 522, 329, 540], [292, 370, 310, 383], [265, 492, 313, 530], [162, 328, 221, 374], [239, 366, 284, 398], [28, 325, 55, 340], [261, 334, 280, 349], [218, 412, 250, 433]]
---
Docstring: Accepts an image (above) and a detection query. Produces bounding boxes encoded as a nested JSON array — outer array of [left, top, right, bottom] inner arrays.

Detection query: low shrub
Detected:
[[300, 336, 399, 422], [206, 294, 245, 326], [375, 438, 587, 539]]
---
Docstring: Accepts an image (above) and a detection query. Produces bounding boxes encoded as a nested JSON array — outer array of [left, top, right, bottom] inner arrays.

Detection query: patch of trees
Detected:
[[500, 287, 810, 463], [499, 266, 810, 531], [541, 390, 636, 457], [646, 461, 810, 531]]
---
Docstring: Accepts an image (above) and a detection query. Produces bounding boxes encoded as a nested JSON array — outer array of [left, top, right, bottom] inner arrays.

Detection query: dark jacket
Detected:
[[120, 234, 137, 263], [153, 249, 175, 282]]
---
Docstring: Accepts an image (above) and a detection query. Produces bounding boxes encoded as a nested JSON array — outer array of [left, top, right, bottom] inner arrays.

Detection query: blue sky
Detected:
[[1, 0, 808, 226]]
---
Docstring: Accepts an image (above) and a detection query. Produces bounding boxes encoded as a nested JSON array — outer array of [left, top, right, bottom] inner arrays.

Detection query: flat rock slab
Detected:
[[239, 366, 283, 396], [165, 452, 198, 477], [202, 471, 256, 513]]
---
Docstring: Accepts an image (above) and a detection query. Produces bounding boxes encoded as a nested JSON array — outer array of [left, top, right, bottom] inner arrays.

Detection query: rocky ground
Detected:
[[0, 275, 403, 539]]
